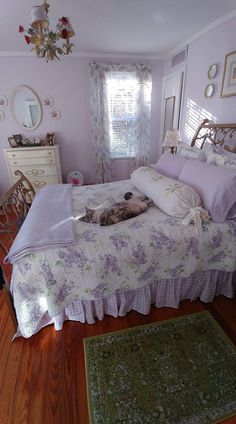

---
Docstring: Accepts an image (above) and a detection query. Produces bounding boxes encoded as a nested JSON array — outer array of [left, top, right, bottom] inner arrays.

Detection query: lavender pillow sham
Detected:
[[178, 159, 236, 223], [151, 152, 187, 179]]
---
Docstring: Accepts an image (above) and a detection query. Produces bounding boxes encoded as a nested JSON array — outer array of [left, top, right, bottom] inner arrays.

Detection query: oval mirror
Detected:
[[10, 85, 42, 130]]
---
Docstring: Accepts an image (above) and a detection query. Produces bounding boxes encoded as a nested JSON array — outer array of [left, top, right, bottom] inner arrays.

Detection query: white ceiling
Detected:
[[1, 0, 236, 58]]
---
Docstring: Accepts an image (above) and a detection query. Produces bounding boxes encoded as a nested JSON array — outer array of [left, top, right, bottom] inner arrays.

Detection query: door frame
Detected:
[[159, 66, 186, 149]]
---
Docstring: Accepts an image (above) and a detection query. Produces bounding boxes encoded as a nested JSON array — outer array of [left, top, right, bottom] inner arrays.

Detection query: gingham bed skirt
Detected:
[[14, 269, 236, 338]]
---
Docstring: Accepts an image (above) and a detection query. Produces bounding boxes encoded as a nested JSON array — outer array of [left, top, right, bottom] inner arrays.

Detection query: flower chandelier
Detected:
[[19, 0, 75, 62]]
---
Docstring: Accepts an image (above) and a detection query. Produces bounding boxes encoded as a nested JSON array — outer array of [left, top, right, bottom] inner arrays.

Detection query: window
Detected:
[[89, 62, 152, 183], [106, 71, 151, 158]]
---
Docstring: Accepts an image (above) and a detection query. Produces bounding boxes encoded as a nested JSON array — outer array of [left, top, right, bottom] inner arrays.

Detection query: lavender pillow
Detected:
[[178, 159, 236, 223], [151, 153, 187, 179]]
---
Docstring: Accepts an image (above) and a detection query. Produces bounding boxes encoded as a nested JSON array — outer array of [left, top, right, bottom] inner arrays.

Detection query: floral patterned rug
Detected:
[[84, 312, 236, 424]]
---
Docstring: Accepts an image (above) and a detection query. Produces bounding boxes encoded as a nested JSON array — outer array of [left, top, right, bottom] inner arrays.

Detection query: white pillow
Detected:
[[177, 142, 208, 162], [206, 149, 236, 170], [131, 166, 209, 233]]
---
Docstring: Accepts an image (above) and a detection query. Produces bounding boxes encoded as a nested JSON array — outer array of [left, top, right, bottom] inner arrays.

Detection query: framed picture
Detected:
[[8, 134, 23, 147], [221, 50, 236, 97], [45, 132, 56, 146], [8, 136, 19, 148]]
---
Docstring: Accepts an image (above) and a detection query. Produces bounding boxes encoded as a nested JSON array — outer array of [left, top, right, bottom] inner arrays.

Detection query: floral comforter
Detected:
[[11, 180, 236, 337]]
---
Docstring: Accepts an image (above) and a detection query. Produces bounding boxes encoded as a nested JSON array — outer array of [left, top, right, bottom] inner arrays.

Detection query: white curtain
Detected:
[[89, 62, 152, 183]]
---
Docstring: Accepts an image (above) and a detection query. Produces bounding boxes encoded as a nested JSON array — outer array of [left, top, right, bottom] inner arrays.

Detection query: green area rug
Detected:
[[84, 312, 236, 424]]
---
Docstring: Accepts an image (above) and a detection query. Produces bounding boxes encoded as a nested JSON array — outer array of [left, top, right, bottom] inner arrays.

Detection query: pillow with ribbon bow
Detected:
[[131, 166, 210, 234]]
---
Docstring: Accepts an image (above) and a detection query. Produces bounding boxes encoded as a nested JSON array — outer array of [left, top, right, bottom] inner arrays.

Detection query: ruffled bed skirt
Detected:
[[15, 269, 236, 338]]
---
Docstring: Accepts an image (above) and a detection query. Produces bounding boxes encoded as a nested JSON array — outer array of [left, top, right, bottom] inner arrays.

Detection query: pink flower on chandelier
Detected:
[[60, 17, 68, 26], [60, 29, 68, 39], [25, 35, 31, 45]]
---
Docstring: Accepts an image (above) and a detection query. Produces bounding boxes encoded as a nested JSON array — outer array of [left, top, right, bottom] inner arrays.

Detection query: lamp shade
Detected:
[[163, 129, 181, 147], [31, 6, 49, 29]]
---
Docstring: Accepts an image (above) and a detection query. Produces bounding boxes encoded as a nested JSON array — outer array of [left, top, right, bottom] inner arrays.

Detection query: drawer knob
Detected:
[[48, 151, 52, 155], [26, 169, 44, 176], [33, 181, 46, 187], [12, 154, 16, 157], [13, 161, 17, 165]]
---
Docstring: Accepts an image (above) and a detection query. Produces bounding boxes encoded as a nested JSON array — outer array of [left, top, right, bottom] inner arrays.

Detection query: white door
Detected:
[[160, 70, 184, 143]]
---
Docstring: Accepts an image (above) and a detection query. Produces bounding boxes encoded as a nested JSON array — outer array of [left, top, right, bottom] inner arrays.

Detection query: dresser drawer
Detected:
[[12, 175, 60, 191], [6, 149, 55, 160], [10, 164, 58, 179], [9, 156, 56, 167]]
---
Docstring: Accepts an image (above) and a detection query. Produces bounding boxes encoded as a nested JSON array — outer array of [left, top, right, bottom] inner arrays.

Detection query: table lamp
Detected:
[[162, 129, 181, 154]]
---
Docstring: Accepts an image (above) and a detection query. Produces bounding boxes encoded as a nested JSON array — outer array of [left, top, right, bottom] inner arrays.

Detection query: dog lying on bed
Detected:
[[79, 192, 152, 226]]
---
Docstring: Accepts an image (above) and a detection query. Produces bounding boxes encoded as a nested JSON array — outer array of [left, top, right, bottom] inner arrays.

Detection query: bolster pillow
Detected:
[[131, 167, 209, 233]]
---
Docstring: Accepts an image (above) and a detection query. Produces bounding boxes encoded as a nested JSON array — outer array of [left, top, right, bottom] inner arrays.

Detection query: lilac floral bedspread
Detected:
[[11, 181, 236, 337]]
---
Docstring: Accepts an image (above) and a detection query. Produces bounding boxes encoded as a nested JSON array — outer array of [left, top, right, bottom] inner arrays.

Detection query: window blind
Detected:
[[106, 71, 151, 158]]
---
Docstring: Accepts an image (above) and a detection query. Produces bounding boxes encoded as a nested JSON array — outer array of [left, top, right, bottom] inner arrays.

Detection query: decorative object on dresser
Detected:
[[162, 129, 181, 154], [8, 134, 45, 148], [45, 132, 55, 146], [10, 85, 42, 130], [4, 145, 62, 192], [221, 50, 236, 97], [8, 134, 22, 148]]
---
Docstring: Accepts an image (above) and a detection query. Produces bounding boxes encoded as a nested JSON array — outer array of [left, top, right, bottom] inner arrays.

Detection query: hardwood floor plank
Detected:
[[11, 337, 40, 424], [60, 321, 81, 424], [205, 301, 236, 346], [73, 322, 90, 424], [0, 300, 16, 386], [0, 337, 24, 424], [42, 329, 63, 424], [28, 328, 56, 424]]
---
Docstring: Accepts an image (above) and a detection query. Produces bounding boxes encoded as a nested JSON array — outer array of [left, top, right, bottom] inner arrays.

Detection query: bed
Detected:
[[1, 121, 236, 338]]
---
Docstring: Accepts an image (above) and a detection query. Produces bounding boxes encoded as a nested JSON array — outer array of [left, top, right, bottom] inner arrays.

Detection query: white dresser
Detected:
[[4, 145, 63, 192]]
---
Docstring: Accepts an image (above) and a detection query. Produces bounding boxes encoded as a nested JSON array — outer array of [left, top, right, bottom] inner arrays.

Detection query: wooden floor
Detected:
[[0, 288, 236, 424]]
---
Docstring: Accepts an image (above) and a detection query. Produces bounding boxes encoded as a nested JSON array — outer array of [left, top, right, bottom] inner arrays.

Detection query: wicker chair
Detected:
[[0, 170, 35, 330]]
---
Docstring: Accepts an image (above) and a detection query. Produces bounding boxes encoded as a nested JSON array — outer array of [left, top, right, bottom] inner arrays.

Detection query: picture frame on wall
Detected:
[[221, 50, 236, 97]]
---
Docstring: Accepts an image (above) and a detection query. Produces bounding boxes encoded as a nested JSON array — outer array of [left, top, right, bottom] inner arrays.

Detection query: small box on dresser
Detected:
[[4, 145, 63, 192]]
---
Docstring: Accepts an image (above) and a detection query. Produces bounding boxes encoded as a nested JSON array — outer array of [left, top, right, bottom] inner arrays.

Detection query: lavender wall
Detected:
[[0, 56, 163, 194], [180, 16, 236, 143]]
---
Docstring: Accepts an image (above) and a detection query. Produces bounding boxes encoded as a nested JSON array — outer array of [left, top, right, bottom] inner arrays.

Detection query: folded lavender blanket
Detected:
[[5, 184, 76, 263]]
